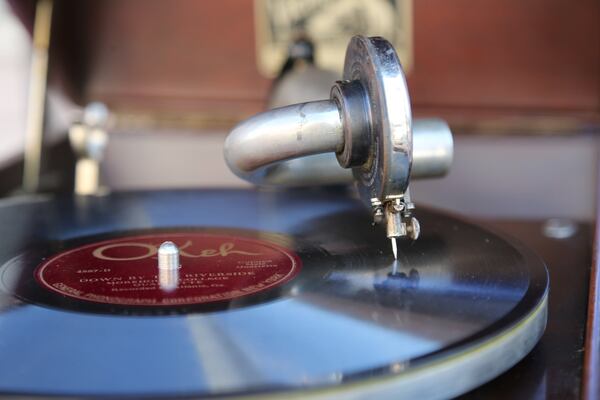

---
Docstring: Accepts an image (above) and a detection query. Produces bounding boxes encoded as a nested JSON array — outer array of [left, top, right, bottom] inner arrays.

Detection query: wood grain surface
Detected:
[[34, 0, 600, 126]]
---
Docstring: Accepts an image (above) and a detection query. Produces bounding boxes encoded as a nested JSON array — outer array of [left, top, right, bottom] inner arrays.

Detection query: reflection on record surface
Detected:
[[0, 189, 547, 397]]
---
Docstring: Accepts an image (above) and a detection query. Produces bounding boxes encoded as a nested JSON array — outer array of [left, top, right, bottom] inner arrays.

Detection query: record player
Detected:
[[0, 1, 598, 399]]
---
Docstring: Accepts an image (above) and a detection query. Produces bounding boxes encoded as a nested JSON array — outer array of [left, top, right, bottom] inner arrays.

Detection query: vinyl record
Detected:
[[0, 189, 548, 399]]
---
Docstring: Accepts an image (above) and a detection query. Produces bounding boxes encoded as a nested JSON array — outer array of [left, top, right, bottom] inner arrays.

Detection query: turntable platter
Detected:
[[0, 189, 548, 399]]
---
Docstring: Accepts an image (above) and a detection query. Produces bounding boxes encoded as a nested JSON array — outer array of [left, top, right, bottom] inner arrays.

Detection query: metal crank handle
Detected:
[[223, 36, 454, 251]]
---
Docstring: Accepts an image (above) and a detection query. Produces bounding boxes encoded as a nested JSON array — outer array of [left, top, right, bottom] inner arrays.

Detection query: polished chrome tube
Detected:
[[412, 118, 454, 179], [224, 106, 453, 186], [224, 100, 344, 178]]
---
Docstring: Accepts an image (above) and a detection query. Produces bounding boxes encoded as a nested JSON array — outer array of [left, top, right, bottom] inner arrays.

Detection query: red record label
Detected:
[[35, 232, 302, 306]]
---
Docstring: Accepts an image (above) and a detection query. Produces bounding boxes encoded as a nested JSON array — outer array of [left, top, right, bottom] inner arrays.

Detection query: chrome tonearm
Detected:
[[224, 36, 453, 258]]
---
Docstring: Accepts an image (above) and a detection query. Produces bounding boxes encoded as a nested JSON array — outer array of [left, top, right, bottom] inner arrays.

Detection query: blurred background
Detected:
[[0, 0, 598, 220]]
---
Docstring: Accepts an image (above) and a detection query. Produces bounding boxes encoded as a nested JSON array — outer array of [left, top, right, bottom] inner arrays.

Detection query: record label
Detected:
[[34, 232, 301, 306]]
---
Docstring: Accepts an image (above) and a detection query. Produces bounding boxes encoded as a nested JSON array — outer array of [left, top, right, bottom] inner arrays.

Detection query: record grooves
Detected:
[[0, 189, 548, 398]]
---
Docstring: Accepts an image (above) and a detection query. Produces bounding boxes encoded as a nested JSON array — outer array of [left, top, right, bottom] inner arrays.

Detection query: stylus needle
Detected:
[[391, 238, 398, 259]]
